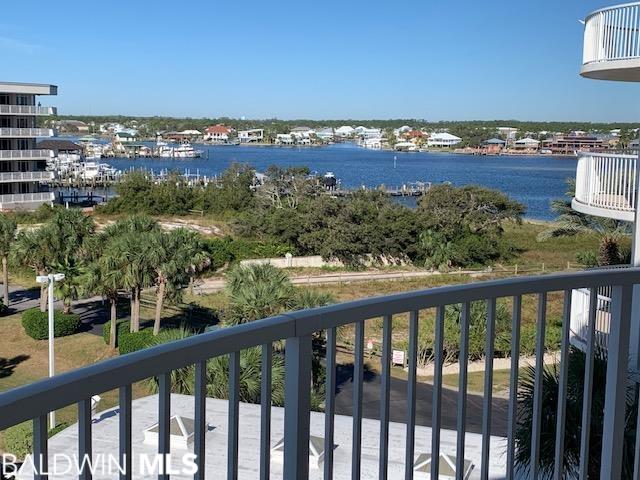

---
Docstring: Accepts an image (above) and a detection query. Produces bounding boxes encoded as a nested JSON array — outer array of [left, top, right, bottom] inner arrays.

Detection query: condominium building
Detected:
[[0, 81, 56, 211]]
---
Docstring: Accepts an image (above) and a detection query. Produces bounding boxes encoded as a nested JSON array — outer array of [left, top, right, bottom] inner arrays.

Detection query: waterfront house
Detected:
[[204, 125, 232, 143], [355, 126, 382, 139], [513, 137, 540, 151], [427, 132, 462, 148], [335, 125, 355, 137], [496, 127, 518, 142], [275, 133, 295, 145], [291, 126, 315, 139], [238, 128, 264, 143], [481, 138, 505, 154], [315, 127, 334, 141], [57, 119, 89, 133], [542, 134, 608, 154], [0, 81, 56, 211], [114, 131, 138, 143]]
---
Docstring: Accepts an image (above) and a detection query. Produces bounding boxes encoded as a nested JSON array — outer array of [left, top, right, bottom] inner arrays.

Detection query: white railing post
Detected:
[[600, 284, 633, 479]]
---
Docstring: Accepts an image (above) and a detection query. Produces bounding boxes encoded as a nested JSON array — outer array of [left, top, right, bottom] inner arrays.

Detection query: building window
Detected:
[[0, 95, 9, 105], [16, 95, 30, 106]]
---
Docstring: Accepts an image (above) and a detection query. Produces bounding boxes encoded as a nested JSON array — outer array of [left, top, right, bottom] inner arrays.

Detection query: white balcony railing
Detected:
[[0, 171, 53, 183], [0, 105, 56, 116], [0, 149, 52, 160], [573, 152, 637, 221], [0, 128, 55, 138], [0, 191, 55, 207], [582, 3, 640, 80]]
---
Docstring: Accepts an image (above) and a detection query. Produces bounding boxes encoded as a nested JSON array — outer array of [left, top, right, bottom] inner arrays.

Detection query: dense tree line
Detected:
[[101, 165, 525, 269]]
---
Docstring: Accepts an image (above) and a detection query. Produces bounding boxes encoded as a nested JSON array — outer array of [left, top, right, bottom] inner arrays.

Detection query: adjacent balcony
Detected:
[[573, 152, 637, 222], [582, 2, 640, 81], [1, 269, 639, 479], [0, 171, 53, 184], [0, 149, 53, 161], [0, 191, 55, 210], [0, 128, 56, 138], [0, 105, 57, 116]]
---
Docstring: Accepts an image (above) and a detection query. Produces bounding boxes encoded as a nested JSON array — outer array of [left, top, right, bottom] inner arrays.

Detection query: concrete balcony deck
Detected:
[[0, 128, 56, 138], [0, 171, 53, 183], [0, 105, 56, 116], [572, 152, 637, 222], [581, 2, 640, 81]]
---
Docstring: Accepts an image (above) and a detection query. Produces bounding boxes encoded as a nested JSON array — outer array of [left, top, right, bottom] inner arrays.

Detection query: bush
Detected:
[[0, 298, 7, 316], [103, 321, 154, 354], [21, 308, 81, 340], [4, 421, 68, 460]]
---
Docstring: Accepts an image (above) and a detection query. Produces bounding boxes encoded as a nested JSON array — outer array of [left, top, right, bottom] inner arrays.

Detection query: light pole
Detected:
[[35, 272, 65, 429]]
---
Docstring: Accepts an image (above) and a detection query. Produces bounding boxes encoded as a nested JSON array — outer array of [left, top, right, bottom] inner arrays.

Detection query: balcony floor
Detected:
[[15, 394, 509, 479]]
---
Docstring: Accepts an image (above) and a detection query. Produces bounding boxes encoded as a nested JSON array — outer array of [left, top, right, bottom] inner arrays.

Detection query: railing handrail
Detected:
[[0, 149, 52, 159], [0, 192, 54, 204], [586, 2, 640, 21], [0, 127, 56, 137], [2, 267, 640, 430], [579, 151, 638, 159], [0, 171, 53, 180], [0, 105, 56, 115]]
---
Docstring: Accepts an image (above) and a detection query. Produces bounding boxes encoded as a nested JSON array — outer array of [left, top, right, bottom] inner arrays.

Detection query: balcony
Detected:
[[582, 3, 640, 81], [572, 152, 637, 221], [0, 149, 53, 161], [0, 128, 56, 139], [0, 191, 55, 210], [0, 171, 53, 184], [1, 269, 639, 479], [0, 105, 57, 116]]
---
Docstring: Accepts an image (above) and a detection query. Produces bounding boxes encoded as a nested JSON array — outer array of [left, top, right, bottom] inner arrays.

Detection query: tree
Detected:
[[0, 215, 17, 306], [12, 228, 52, 312]]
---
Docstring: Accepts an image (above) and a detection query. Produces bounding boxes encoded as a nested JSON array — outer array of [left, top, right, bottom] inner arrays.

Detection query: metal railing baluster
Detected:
[[194, 361, 207, 480], [530, 293, 548, 479], [228, 351, 240, 480], [431, 306, 445, 480], [158, 372, 171, 480], [481, 299, 496, 480], [456, 302, 470, 480], [578, 288, 598, 479], [33, 415, 48, 480], [283, 335, 312, 480], [324, 328, 337, 480], [506, 295, 521, 480], [405, 311, 419, 480], [352, 320, 365, 479], [379, 315, 392, 480], [553, 291, 572, 479], [119, 385, 132, 480], [260, 344, 272, 480], [78, 398, 93, 480]]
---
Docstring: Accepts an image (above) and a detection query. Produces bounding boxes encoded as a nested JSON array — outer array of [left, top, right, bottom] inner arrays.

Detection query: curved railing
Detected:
[[573, 152, 637, 221], [1, 269, 640, 479], [583, 2, 640, 65]]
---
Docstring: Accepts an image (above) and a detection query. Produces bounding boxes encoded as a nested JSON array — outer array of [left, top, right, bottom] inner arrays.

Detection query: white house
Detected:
[[204, 125, 231, 142], [355, 126, 382, 139], [275, 133, 295, 145], [335, 125, 355, 137], [315, 128, 334, 141], [238, 129, 264, 143], [427, 132, 462, 147], [514, 137, 540, 150], [290, 126, 315, 139]]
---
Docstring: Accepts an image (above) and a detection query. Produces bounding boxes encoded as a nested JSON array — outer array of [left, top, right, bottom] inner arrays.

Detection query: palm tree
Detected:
[[224, 263, 296, 325], [12, 228, 52, 312], [0, 214, 17, 306]]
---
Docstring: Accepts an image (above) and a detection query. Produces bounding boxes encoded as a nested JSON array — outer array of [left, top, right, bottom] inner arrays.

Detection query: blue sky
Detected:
[[3, 0, 639, 121]]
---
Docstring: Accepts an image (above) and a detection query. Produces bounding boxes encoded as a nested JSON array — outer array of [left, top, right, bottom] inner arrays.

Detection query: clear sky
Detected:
[[3, 0, 639, 121]]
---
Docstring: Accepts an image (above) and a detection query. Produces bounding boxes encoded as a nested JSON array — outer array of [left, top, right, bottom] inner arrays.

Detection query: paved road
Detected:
[[332, 363, 509, 437]]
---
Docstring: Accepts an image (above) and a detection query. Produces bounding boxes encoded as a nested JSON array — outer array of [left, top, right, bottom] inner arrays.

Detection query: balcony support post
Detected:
[[283, 334, 312, 480], [629, 150, 640, 368]]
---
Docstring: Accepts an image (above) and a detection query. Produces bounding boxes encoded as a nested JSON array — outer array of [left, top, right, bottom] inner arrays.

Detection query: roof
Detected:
[[430, 132, 461, 141], [484, 138, 506, 145], [206, 125, 231, 134], [0, 82, 57, 95], [515, 137, 540, 144], [36, 139, 81, 152]]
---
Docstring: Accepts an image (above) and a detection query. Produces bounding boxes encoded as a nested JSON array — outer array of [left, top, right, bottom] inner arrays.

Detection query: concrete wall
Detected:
[[240, 254, 343, 269]]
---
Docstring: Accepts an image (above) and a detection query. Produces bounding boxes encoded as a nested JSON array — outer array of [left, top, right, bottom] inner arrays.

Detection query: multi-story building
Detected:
[[0, 82, 56, 211]]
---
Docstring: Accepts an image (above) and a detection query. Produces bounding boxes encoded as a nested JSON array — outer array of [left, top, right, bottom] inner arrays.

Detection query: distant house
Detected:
[[58, 120, 89, 133], [355, 126, 382, 139], [482, 138, 506, 154], [238, 129, 264, 143], [514, 137, 540, 150], [427, 132, 462, 147], [290, 126, 315, 139], [204, 125, 231, 142], [335, 126, 355, 137], [497, 127, 518, 141], [275, 133, 294, 145], [114, 131, 138, 143], [315, 128, 334, 141]]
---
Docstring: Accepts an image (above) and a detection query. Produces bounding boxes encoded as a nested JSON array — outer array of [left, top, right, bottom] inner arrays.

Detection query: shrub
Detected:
[[0, 298, 7, 316], [21, 308, 81, 340], [103, 320, 159, 354], [4, 421, 68, 460], [102, 320, 130, 345]]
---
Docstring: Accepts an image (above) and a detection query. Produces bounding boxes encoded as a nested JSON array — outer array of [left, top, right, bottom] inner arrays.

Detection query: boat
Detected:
[[158, 140, 203, 158]]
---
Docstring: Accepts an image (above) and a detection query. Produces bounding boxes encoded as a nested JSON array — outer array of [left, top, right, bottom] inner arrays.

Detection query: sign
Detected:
[[392, 349, 405, 366]]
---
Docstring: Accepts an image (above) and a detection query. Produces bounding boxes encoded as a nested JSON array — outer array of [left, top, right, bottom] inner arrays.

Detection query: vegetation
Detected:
[[514, 349, 636, 478], [21, 308, 81, 340], [3, 421, 69, 460], [0, 214, 17, 307]]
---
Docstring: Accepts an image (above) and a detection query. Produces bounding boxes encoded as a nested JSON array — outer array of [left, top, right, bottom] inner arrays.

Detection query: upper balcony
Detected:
[[0, 191, 55, 210], [582, 2, 640, 81], [0, 171, 53, 184], [0, 105, 57, 116], [1, 269, 639, 479], [0, 149, 53, 161], [573, 151, 637, 222], [0, 128, 56, 139]]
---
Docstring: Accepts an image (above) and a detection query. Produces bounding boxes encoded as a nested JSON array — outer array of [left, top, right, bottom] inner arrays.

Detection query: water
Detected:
[[83, 142, 578, 220]]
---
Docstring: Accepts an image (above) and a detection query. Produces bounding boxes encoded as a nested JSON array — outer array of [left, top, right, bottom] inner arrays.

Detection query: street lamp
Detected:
[[35, 272, 65, 428]]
